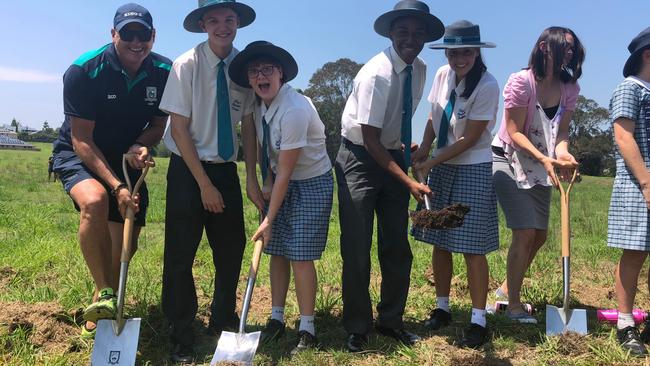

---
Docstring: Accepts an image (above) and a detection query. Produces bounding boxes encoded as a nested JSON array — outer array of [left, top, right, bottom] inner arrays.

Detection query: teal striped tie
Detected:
[[217, 61, 234, 160], [437, 89, 456, 149], [401, 65, 413, 168]]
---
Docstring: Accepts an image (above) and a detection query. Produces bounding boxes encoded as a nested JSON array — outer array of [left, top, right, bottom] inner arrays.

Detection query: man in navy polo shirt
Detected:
[[51, 3, 171, 338]]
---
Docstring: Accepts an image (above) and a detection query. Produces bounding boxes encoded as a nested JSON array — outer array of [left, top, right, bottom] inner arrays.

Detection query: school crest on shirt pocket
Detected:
[[457, 108, 466, 120], [144, 86, 158, 106]]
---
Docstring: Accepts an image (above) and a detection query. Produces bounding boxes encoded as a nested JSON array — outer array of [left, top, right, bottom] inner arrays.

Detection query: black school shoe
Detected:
[[261, 319, 286, 343], [206, 317, 239, 336], [170, 343, 193, 364], [617, 326, 648, 356], [424, 308, 452, 330], [346, 333, 368, 353], [375, 325, 421, 346], [291, 330, 318, 355], [459, 323, 488, 349]]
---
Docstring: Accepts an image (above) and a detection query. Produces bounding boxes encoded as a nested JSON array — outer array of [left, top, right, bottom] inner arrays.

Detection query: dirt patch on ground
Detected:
[[0, 301, 78, 353], [0, 267, 17, 288], [555, 332, 591, 357]]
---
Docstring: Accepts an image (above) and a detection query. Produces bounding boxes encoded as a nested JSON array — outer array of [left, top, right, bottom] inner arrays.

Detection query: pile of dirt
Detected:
[[555, 332, 590, 357], [0, 301, 78, 353], [0, 267, 16, 288], [411, 203, 470, 229]]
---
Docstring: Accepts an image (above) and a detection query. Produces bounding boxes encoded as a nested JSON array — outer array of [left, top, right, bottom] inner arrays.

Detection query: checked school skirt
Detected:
[[264, 170, 334, 261], [411, 162, 499, 255]]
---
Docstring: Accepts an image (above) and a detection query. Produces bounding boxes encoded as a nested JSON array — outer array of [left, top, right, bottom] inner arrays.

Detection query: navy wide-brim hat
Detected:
[[374, 0, 444, 42], [429, 20, 496, 49], [183, 0, 255, 33], [624, 27, 650, 77], [229, 41, 298, 89]]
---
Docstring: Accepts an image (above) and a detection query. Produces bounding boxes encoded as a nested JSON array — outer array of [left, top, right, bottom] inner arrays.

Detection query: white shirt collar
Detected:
[[261, 83, 292, 122], [202, 42, 237, 69], [445, 67, 466, 96], [388, 46, 410, 74]]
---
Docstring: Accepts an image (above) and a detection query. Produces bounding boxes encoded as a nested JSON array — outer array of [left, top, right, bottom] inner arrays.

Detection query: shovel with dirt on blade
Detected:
[[91, 154, 154, 366], [546, 168, 587, 336], [410, 170, 470, 230]]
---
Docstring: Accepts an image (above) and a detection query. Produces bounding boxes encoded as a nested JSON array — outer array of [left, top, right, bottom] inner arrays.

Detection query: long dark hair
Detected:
[[528, 26, 585, 83], [461, 51, 487, 98]]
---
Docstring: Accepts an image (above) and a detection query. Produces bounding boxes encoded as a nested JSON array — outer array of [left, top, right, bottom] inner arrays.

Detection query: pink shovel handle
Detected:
[[597, 309, 647, 324]]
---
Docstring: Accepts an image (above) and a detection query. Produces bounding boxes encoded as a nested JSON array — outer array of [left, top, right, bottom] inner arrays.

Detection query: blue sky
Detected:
[[0, 0, 646, 141]]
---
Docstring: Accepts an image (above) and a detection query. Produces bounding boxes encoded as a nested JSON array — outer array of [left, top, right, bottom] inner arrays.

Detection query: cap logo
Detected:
[[123, 12, 142, 17]]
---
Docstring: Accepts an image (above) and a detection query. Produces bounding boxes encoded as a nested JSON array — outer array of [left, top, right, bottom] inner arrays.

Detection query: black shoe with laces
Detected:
[[261, 319, 286, 343], [170, 343, 193, 364], [424, 308, 452, 330], [617, 326, 648, 356], [291, 330, 318, 355], [375, 325, 421, 346], [460, 323, 488, 349]]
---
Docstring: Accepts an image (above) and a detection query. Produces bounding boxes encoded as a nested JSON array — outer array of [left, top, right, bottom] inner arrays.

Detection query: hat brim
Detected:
[[115, 19, 152, 31], [429, 41, 496, 49], [374, 9, 444, 42], [183, 3, 255, 33], [229, 44, 298, 89]]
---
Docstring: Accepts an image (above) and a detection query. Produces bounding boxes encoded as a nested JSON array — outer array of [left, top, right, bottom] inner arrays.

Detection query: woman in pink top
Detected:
[[491, 27, 584, 323]]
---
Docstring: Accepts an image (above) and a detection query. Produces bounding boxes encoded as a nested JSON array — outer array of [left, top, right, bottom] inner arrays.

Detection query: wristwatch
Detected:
[[111, 183, 128, 196]]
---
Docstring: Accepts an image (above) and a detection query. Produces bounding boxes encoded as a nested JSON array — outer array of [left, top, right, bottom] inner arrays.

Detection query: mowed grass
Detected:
[[1, 142, 648, 365]]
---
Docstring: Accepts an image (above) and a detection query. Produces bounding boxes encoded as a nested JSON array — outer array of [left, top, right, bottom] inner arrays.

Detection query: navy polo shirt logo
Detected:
[[107, 94, 117, 100], [145, 87, 157, 103]]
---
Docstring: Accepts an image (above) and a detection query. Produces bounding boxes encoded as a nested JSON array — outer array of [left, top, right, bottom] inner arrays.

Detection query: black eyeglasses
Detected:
[[247, 65, 277, 79], [118, 28, 153, 42]]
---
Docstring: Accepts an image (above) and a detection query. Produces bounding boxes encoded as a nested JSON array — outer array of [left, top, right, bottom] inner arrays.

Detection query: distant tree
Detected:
[[570, 96, 615, 176], [10, 118, 19, 133], [303, 58, 363, 162], [42, 121, 52, 132]]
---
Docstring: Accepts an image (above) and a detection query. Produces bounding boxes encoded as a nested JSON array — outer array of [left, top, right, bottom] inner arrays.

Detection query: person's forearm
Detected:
[[134, 118, 166, 147], [170, 118, 211, 189], [616, 128, 650, 185], [73, 139, 121, 189], [241, 114, 259, 181], [364, 138, 412, 188], [420, 118, 435, 151], [428, 138, 474, 166], [509, 131, 549, 163]]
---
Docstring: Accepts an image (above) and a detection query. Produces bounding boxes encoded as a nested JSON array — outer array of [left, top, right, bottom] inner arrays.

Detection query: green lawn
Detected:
[[0, 142, 647, 365]]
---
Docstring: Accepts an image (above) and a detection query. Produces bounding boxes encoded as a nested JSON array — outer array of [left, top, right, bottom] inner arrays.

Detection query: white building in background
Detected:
[[0, 127, 39, 151]]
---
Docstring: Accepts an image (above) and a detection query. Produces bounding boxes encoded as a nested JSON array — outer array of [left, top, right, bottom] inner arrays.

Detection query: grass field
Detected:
[[1, 142, 649, 365]]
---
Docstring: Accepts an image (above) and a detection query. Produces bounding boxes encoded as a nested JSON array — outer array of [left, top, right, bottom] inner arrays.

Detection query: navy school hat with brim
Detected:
[[374, 0, 444, 42], [229, 41, 298, 89], [114, 3, 153, 31], [624, 27, 650, 77], [429, 20, 496, 49], [183, 0, 255, 33]]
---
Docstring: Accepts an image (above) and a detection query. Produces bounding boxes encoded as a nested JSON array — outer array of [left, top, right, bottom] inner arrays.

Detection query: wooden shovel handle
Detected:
[[120, 155, 154, 263], [248, 239, 265, 279], [558, 169, 578, 258]]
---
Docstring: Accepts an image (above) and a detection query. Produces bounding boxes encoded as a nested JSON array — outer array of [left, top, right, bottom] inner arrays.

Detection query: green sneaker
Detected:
[[80, 322, 97, 339], [83, 288, 117, 323]]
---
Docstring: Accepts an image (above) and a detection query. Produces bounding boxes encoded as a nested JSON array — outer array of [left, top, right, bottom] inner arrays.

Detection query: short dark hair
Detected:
[[528, 26, 584, 83]]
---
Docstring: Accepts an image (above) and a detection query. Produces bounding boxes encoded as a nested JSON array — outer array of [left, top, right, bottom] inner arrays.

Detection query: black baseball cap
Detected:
[[114, 3, 153, 31]]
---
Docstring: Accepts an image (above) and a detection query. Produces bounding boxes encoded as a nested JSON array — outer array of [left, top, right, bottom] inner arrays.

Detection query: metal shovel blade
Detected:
[[91, 318, 141, 366], [545, 305, 587, 335], [211, 331, 261, 366]]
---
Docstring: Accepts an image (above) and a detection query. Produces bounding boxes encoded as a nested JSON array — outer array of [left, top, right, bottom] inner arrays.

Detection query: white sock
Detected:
[[299, 315, 315, 336], [271, 306, 285, 323], [471, 308, 487, 328], [437, 297, 450, 312], [618, 312, 635, 330]]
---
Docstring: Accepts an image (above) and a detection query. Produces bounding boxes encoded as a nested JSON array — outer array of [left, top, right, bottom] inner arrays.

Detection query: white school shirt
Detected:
[[341, 46, 426, 150], [429, 65, 499, 164], [255, 83, 332, 180], [159, 42, 254, 162]]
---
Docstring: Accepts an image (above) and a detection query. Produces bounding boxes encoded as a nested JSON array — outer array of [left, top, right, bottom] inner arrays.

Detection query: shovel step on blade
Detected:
[[211, 330, 261, 366], [91, 318, 141, 366], [545, 305, 588, 335]]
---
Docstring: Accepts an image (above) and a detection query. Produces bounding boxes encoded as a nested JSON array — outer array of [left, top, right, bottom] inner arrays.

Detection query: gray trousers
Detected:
[[334, 139, 413, 334]]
